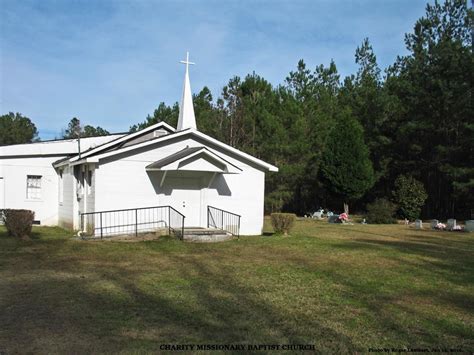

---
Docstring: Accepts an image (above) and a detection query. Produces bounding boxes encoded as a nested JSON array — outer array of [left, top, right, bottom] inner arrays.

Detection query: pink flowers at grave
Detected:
[[435, 223, 446, 230], [339, 213, 349, 222]]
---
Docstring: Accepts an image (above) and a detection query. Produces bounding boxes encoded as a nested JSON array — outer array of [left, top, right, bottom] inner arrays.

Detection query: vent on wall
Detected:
[[153, 129, 168, 138]]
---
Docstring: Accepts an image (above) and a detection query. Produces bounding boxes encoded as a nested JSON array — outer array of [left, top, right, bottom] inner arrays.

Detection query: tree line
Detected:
[[1, 0, 472, 219], [131, 1, 473, 219]]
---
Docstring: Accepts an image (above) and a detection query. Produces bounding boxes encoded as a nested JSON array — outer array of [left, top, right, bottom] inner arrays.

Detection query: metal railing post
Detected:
[[238, 216, 240, 239], [206, 205, 241, 237], [135, 209, 138, 237], [78, 205, 190, 240], [100, 212, 103, 239]]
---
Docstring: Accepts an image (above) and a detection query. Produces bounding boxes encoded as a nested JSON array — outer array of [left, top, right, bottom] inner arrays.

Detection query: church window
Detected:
[[26, 175, 42, 200]]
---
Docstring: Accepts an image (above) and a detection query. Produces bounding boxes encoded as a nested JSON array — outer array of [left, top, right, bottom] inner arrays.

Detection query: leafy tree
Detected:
[[392, 175, 428, 220], [0, 112, 38, 145], [63, 117, 109, 138], [320, 111, 375, 206]]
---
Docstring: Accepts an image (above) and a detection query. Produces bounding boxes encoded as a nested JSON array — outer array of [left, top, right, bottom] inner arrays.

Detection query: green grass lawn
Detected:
[[1, 220, 473, 353]]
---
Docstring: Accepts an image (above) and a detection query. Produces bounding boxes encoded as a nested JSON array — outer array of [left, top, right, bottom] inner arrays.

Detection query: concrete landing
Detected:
[[180, 227, 234, 243]]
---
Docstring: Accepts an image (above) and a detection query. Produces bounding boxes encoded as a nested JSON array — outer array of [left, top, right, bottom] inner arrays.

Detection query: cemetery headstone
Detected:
[[415, 219, 423, 229], [447, 219, 457, 230], [431, 219, 439, 229], [328, 215, 339, 223], [465, 220, 474, 233]]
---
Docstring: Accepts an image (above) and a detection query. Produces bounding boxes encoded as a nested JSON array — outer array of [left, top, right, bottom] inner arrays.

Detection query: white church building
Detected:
[[0, 54, 278, 237]]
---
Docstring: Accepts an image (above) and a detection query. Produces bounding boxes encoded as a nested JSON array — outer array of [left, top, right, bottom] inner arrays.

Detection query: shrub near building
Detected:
[[1, 209, 35, 239], [271, 213, 296, 235]]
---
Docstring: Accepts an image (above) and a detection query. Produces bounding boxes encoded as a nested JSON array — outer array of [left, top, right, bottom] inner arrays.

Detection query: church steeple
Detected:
[[177, 52, 197, 131]]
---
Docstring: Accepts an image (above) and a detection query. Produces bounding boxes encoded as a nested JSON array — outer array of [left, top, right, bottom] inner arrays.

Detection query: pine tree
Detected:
[[320, 111, 375, 206], [386, 0, 473, 218], [0, 112, 38, 145]]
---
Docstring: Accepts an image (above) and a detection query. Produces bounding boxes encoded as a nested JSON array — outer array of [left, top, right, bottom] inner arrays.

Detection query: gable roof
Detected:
[[146, 146, 202, 169], [145, 146, 242, 173], [69, 121, 175, 162], [76, 128, 278, 172]]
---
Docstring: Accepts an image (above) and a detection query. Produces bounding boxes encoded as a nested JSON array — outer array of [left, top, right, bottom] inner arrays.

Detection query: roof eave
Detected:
[[70, 122, 176, 162], [91, 129, 279, 172]]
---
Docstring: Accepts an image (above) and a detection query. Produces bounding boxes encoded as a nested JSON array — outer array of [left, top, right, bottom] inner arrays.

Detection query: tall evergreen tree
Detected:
[[340, 38, 391, 189], [125, 0, 472, 218], [0, 112, 38, 145], [193, 87, 224, 141], [320, 111, 375, 208], [386, 0, 473, 218], [63, 117, 109, 138], [130, 102, 179, 132]]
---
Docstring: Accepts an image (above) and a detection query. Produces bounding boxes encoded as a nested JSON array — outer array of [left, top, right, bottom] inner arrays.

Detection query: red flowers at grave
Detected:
[[339, 213, 349, 222]]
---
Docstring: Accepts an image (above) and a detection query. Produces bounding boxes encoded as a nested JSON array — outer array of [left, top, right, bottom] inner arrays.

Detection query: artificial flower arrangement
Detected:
[[435, 223, 446, 230], [338, 213, 349, 223]]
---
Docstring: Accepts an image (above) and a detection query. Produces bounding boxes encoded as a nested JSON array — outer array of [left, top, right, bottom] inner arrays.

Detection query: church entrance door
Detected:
[[168, 177, 203, 227]]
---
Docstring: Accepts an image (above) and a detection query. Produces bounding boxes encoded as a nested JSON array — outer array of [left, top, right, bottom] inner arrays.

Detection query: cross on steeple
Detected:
[[180, 52, 195, 72], [177, 51, 197, 131]]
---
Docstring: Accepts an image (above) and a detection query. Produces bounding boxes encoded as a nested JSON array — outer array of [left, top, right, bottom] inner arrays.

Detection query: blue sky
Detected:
[[1, 0, 431, 140]]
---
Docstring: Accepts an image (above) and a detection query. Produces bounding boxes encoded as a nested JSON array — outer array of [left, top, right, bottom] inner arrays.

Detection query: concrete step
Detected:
[[178, 228, 234, 242], [181, 228, 227, 235]]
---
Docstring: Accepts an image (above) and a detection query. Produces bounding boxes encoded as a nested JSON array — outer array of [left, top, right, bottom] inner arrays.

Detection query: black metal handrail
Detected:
[[207, 205, 241, 237], [80, 205, 185, 239]]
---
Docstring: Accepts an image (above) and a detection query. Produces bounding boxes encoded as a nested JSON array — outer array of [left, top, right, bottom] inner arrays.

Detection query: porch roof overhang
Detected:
[[145, 146, 242, 174]]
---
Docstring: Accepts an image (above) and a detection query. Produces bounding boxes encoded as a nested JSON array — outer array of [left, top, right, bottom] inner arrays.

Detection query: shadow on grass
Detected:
[[1, 228, 473, 353], [283, 251, 474, 350], [277, 228, 474, 350], [0, 237, 356, 353], [330, 233, 474, 282]]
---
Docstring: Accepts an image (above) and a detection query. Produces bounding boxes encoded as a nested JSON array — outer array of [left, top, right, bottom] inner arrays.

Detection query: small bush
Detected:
[[271, 213, 296, 235], [1, 209, 35, 239], [392, 175, 428, 220], [366, 199, 397, 224]]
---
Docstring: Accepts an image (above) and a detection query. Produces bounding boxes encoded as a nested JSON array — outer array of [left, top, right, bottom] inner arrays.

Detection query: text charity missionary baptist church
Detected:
[[0, 53, 278, 236]]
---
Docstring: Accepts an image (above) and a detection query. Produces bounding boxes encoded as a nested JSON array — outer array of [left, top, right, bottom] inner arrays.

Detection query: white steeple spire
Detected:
[[177, 52, 196, 131]]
